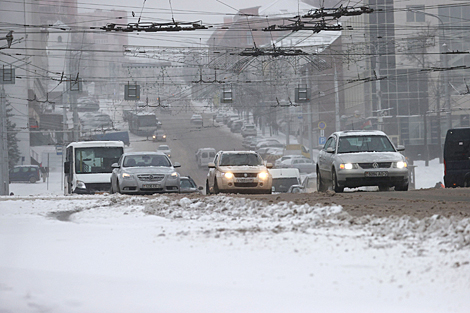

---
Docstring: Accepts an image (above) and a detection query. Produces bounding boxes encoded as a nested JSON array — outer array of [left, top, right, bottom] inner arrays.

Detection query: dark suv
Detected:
[[9, 165, 41, 183], [443, 128, 470, 188]]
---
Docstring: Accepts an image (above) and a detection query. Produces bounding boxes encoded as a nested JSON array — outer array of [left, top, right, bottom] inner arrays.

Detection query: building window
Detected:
[[57, 36, 62, 43], [406, 5, 425, 22]]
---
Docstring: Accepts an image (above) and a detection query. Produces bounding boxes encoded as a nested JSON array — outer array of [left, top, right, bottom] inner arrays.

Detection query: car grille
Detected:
[[358, 162, 391, 169], [233, 173, 258, 178], [234, 182, 258, 187], [137, 174, 165, 182]]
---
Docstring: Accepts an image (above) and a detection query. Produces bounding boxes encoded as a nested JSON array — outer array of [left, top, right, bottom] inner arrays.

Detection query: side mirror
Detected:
[[208, 162, 216, 168], [396, 145, 405, 152], [64, 161, 70, 174], [266, 162, 273, 168], [198, 186, 204, 190], [111, 163, 120, 168], [173, 162, 181, 168], [326, 147, 335, 153]]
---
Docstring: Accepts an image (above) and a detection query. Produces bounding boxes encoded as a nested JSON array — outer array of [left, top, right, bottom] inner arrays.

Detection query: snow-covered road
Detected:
[[1, 193, 469, 313]]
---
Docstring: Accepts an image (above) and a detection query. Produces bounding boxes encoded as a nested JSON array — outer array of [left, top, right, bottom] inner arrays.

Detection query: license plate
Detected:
[[143, 184, 161, 188], [365, 171, 388, 177], [236, 178, 255, 183]]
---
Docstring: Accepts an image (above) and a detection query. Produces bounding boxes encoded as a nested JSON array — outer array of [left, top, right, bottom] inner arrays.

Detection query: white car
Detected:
[[157, 144, 172, 158], [206, 151, 273, 194], [110, 152, 181, 194], [317, 130, 409, 192]]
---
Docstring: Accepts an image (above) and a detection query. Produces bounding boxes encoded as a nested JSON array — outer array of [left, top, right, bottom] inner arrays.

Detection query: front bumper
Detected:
[[336, 168, 409, 188], [216, 173, 272, 194], [119, 175, 180, 194]]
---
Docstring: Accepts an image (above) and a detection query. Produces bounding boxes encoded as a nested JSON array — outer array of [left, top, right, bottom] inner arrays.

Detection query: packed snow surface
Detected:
[[1, 158, 469, 312]]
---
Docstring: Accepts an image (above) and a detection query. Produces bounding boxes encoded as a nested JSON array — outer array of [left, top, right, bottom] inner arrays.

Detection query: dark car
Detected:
[[9, 165, 41, 183], [443, 128, 470, 187], [180, 176, 203, 194]]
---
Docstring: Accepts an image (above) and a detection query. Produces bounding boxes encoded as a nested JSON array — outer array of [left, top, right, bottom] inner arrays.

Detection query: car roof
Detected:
[[333, 130, 387, 137], [220, 150, 258, 155], [122, 151, 167, 156]]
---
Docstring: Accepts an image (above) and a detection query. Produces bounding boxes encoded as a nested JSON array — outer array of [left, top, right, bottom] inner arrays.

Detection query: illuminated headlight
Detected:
[[340, 163, 356, 170], [223, 172, 234, 179], [152, 135, 156, 139], [122, 172, 133, 179], [76, 180, 86, 189], [170, 171, 179, 178], [395, 161, 407, 169], [162, 135, 166, 139], [258, 172, 269, 180]]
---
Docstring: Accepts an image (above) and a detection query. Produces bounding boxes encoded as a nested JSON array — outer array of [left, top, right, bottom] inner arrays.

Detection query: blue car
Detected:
[[9, 165, 41, 183]]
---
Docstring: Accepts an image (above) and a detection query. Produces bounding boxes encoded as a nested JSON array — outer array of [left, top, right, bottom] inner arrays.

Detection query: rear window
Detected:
[[444, 129, 470, 161]]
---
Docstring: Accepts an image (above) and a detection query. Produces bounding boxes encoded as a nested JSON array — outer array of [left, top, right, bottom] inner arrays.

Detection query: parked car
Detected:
[[316, 130, 408, 192], [443, 128, 470, 188], [269, 168, 301, 193], [9, 165, 41, 183], [274, 154, 306, 168], [157, 144, 172, 158], [152, 129, 167, 142], [190, 114, 203, 126], [76, 97, 100, 112], [110, 152, 181, 194], [255, 140, 284, 152], [230, 119, 244, 133], [240, 124, 257, 137], [180, 176, 203, 194], [206, 151, 273, 194], [301, 173, 317, 193], [195, 147, 216, 168], [279, 157, 316, 173]]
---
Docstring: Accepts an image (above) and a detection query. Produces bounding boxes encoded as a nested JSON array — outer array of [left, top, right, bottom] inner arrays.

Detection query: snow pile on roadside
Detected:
[[131, 195, 470, 250]]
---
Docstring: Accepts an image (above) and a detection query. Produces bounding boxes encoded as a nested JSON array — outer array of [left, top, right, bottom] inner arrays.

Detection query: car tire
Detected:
[[378, 184, 390, 191], [317, 169, 327, 192], [29, 176, 37, 183], [206, 180, 211, 195], [116, 180, 122, 194], [332, 169, 344, 193], [213, 179, 220, 194], [395, 181, 409, 191]]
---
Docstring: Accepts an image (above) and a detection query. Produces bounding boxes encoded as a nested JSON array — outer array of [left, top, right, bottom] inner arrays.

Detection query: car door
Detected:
[[318, 136, 336, 179], [207, 153, 219, 191]]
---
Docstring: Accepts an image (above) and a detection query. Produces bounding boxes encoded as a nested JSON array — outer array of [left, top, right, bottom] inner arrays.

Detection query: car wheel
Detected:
[[378, 184, 389, 191], [29, 176, 37, 183], [395, 181, 409, 191], [332, 169, 344, 193], [116, 180, 122, 194], [213, 179, 220, 194], [206, 180, 211, 195], [317, 169, 327, 192]]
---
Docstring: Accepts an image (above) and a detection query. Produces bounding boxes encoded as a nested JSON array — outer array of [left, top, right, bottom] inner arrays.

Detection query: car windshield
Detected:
[[337, 135, 395, 153], [180, 179, 196, 188], [272, 177, 300, 192], [219, 153, 263, 166], [123, 155, 170, 167]]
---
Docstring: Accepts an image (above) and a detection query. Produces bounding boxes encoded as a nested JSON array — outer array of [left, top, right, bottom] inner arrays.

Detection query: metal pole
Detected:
[[0, 85, 9, 195]]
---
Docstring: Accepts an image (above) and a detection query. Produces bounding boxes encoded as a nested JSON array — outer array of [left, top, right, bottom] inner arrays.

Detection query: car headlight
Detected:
[[258, 172, 269, 180], [76, 180, 86, 189], [340, 163, 357, 170], [394, 161, 407, 169], [170, 171, 179, 177], [162, 135, 166, 138], [152, 135, 156, 139], [223, 172, 234, 179], [122, 172, 133, 179]]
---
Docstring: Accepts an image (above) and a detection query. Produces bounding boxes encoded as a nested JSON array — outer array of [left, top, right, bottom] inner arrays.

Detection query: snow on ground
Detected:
[[1, 159, 470, 313]]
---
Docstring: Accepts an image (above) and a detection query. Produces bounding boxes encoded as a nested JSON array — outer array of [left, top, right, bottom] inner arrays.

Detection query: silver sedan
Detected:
[[110, 152, 180, 194]]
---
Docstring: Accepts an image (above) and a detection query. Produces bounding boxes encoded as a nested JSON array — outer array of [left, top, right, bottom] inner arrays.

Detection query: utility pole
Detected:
[[0, 85, 9, 195]]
